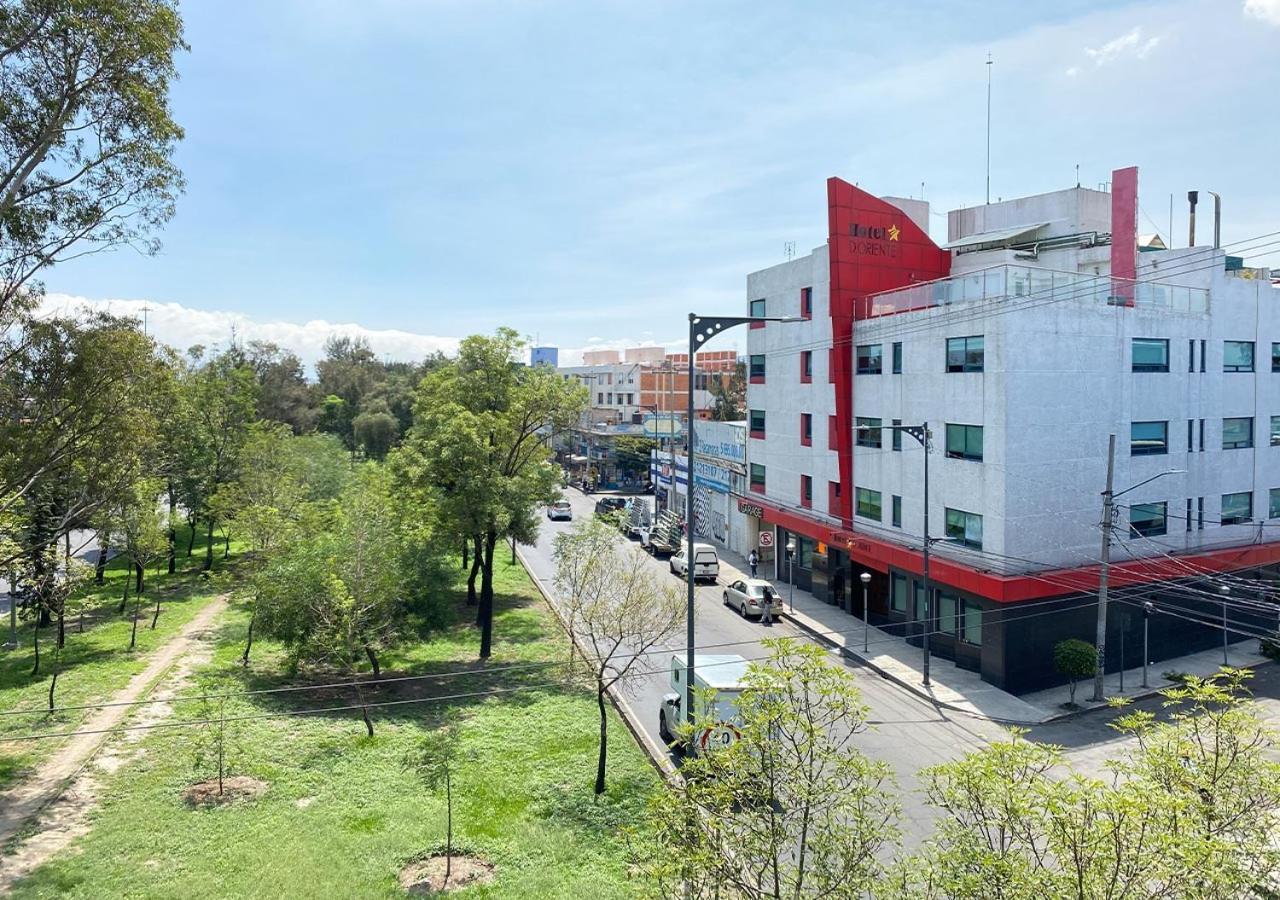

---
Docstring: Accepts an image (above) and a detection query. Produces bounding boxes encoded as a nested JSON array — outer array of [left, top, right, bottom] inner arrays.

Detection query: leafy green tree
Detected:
[[244, 341, 318, 433], [611, 436, 657, 482], [404, 725, 471, 889], [710, 360, 745, 422], [398, 328, 587, 658], [898, 669, 1280, 899], [353, 403, 399, 461], [107, 478, 168, 649], [0, 0, 186, 327], [553, 518, 683, 795], [1053, 638, 1096, 706], [256, 467, 405, 734], [291, 433, 353, 501], [640, 638, 898, 898]]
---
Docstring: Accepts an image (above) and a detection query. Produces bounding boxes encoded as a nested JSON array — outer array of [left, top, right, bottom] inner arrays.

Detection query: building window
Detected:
[[627, 393, 634, 405], [1273, 416, 1280, 447], [800, 413, 812, 446], [800, 286, 812, 319], [944, 507, 983, 549], [1129, 502, 1167, 538], [938, 592, 958, 635], [749, 354, 766, 380], [962, 600, 983, 645], [1197, 496, 1205, 530], [1199, 418, 1205, 452], [855, 417, 882, 449], [1223, 417, 1254, 450], [1200, 339, 1206, 373], [890, 573, 907, 612], [892, 342, 902, 374], [1130, 420, 1168, 456], [1189, 339, 1196, 373], [1187, 419, 1194, 452], [749, 463, 766, 493], [749, 298, 766, 317], [1273, 342, 1280, 373], [829, 481, 841, 514], [856, 344, 882, 374], [800, 350, 813, 382], [855, 487, 882, 521], [1221, 491, 1253, 525], [801, 475, 813, 508], [597, 393, 604, 404], [945, 424, 984, 461], [891, 494, 902, 528], [1271, 488, 1280, 520], [749, 409, 766, 437], [892, 418, 902, 452], [1224, 340, 1255, 372], [1186, 498, 1192, 532], [1132, 338, 1169, 372], [945, 335, 984, 373]]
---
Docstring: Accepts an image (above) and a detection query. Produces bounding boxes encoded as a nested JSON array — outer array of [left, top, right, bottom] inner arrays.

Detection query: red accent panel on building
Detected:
[[828, 415, 838, 450], [1111, 166, 1138, 306], [751, 495, 1280, 604], [749, 320, 766, 330], [749, 375, 765, 385], [827, 177, 952, 526]]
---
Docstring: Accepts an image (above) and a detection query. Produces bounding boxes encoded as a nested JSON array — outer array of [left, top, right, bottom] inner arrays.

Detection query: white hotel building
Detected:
[[744, 169, 1280, 692]]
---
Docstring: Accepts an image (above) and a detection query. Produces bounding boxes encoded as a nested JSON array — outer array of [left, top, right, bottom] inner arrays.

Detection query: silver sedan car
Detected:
[[722, 578, 783, 619]]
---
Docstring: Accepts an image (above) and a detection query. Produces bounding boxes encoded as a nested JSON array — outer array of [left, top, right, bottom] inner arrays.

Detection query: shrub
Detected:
[[1054, 638, 1097, 705]]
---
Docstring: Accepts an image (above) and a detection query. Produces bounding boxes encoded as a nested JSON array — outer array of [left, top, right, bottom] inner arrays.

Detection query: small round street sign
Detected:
[[758, 531, 774, 548], [697, 723, 741, 752]]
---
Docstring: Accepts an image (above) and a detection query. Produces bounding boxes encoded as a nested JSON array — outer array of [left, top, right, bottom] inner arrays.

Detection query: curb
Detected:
[[514, 547, 678, 780]]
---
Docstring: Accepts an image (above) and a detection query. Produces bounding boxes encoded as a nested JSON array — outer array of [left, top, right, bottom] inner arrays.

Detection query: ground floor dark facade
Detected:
[[771, 522, 1279, 695]]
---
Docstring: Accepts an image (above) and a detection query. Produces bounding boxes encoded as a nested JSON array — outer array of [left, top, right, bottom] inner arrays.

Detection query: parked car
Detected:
[[546, 499, 573, 521], [594, 497, 627, 518], [722, 579, 782, 619], [670, 543, 720, 583]]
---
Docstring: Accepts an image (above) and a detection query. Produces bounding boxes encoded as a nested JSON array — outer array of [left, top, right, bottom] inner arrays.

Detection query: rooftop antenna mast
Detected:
[[985, 52, 993, 205], [784, 241, 796, 261], [139, 303, 152, 337]]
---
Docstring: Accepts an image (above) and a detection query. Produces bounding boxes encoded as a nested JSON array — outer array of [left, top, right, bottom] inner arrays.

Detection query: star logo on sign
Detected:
[[887, 224, 901, 241]]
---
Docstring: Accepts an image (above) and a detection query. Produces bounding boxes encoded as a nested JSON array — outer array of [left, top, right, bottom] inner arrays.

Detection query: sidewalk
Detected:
[[710, 543, 1267, 725]]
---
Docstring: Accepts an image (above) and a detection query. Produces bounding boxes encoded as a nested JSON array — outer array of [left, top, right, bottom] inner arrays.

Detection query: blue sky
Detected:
[[40, 0, 1280, 367]]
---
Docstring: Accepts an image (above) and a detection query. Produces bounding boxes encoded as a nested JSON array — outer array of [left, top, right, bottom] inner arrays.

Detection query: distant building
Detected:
[[530, 346, 558, 367]]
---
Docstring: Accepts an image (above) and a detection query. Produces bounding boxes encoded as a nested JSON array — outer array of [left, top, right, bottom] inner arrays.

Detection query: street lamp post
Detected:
[[861, 420, 933, 685], [1091, 442, 1186, 702], [1142, 601, 1154, 688], [683, 312, 800, 727], [786, 538, 797, 614], [860, 571, 872, 652]]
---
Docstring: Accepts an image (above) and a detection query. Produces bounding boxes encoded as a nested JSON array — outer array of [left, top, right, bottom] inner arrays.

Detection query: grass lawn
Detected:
[[0, 524, 246, 791], [7, 554, 661, 898]]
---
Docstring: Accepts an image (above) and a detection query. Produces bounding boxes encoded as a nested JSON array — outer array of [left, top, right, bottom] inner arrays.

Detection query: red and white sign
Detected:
[[758, 531, 774, 548], [697, 723, 741, 753]]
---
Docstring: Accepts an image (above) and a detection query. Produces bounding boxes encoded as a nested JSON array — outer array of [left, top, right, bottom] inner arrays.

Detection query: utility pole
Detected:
[[921, 420, 932, 686], [985, 52, 993, 205], [1092, 434, 1116, 702]]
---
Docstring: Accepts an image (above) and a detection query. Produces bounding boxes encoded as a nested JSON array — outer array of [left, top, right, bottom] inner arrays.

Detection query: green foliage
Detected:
[[709, 359, 746, 422], [639, 638, 898, 898], [1053, 637, 1095, 704], [611, 436, 657, 479], [0, 0, 187, 324], [897, 669, 1280, 899]]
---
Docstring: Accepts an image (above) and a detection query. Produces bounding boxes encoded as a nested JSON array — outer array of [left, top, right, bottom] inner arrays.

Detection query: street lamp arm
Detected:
[[1112, 468, 1186, 499]]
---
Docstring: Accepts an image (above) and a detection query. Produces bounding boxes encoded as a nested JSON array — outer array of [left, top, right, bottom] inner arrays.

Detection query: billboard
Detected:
[[693, 420, 746, 472], [643, 413, 683, 439]]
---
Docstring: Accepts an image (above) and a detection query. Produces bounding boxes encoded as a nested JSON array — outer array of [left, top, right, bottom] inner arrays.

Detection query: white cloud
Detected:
[[1065, 66, 1080, 77], [1084, 26, 1162, 65], [1244, 0, 1280, 25], [37, 293, 460, 374]]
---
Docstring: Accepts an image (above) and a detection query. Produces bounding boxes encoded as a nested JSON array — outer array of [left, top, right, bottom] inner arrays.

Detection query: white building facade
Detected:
[[745, 170, 1280, 692]]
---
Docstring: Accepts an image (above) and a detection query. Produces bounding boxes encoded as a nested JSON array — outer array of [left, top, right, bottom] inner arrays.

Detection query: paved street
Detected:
[[522, 488, 1009, 843]]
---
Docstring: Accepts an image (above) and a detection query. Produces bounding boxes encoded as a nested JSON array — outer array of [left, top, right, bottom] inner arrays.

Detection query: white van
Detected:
[[659, 653, 747, 752], [669, 542, 720, 583]]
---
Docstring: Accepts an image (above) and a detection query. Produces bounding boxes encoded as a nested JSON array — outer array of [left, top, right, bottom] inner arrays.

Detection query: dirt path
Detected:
[[0, 594, 227, 886]]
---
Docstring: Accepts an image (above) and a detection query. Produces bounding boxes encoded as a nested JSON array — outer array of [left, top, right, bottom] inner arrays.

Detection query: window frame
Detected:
[[855, 343, 883, 375], [1224, 340, 1255, 373], [1221, 491, 1253, 526], [1131, 338, 1170, 373], [749, 298, 766, 318], [1130, 420, 1169, 456], [891, 341, 903, 374], [962, 600, 983, 645], [749, 463, 766, 492], [945, 423, 984, 461], [1272, 342, 1280, 374], [800, 412, 812, 445], [1223, 416, 1254, 450], [1128, 501, 1168, 538], [1270, 488, 1280, 520], [749, 354, 766, 379], [945, 335, 984, 373], [748, 409, 766, 436], [801, 474, 813, 507], [944, 507, 983, 550], [891, 494, 902, 528], [855, 417, 882, 449], [855, 486, 882, 522]]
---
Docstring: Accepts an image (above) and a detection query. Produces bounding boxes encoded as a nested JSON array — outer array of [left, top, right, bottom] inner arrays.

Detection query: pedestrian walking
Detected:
[[761, 586, 774, 627], [748, 549, 759, 579]]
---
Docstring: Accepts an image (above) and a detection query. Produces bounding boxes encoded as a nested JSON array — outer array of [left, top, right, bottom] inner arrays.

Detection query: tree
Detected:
[[255, 467, 404, 735], [709, 360, 745, 422], [404, 725, 471, 890], [352, 404, 399, 461], [0, 0, 186, 328], [640, 639, 898, 898], [1053, 638, 1096, 706], [899, 669, 1280, 899], [553, 519, 683, 795], [108, 479, 167, 648], [398, 328, 587, 658], [190, 696, 241, 796], [611, 436, 657, 482], [244, 341, 317, 433]]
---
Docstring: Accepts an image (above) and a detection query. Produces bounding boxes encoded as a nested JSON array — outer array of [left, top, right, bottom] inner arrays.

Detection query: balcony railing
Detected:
[[867, 264, 1209, 318]]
